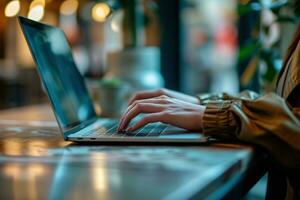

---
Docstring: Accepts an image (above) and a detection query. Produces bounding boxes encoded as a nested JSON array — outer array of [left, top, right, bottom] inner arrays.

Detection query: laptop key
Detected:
[[88, 129, 108, 137], [89, 123, 118, 137], [135, 124, 154, 136], [147, 123, 168, 137], [147, 132, 161, 137], [107, 125, 118, 134], [161, 126, 187, 134], [135, 132, 149, 137]]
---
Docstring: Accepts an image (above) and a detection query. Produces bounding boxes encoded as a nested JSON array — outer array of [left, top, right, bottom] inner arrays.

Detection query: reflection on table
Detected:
[[0, 105, 266, 200]]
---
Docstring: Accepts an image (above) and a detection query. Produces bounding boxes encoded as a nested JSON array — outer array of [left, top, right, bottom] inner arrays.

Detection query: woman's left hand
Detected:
[[118, 95, 206, 132]]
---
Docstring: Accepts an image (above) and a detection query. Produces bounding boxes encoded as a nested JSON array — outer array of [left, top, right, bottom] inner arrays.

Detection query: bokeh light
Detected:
[[60, 0, 79, 16], [28, 4, 45, 21], [29, 0, 45, 9], [4, 0, 21, 17], [91, 3, 111, 22]]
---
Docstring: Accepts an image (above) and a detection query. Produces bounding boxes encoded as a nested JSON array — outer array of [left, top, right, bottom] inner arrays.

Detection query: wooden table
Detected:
[[0, 105, 267, 200]]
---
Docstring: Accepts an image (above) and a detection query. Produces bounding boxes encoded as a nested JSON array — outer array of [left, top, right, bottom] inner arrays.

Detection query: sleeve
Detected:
[[202, 93, 300, 169], [197, 90, 259, 104]]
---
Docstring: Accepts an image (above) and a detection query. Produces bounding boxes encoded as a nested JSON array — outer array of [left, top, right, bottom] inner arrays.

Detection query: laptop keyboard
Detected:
[[130, 123, 168, 137], [69, 119, 185, 139], [95, 122, 168, 137]]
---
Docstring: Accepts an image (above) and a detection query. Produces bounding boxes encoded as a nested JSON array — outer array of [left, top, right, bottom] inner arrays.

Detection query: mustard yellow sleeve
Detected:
[[202, 100, 240, 139], [231, 94, 300, 169], [202, 93, 300, 169]]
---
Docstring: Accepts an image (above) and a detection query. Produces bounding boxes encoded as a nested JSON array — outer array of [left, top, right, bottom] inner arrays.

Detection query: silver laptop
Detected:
[[19, 16, 207, 143]]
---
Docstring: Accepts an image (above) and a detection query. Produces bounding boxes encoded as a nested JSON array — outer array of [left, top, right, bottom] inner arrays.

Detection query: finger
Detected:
[[128, 89, 163, 105], [127, 113, 165, 132], [125, 97, 169, 117], [120, 103, 163, 130], [119, 98, 170, 129], [118, 103, 165, 131]]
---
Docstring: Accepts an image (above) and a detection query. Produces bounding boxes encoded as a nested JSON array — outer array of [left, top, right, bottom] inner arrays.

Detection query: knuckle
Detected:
[[160, 99, 169, 104], [162, 98, 172, 104], [159, 95, 168, 99], [132, 99, 141, 106], [135, 103, 143, 110]]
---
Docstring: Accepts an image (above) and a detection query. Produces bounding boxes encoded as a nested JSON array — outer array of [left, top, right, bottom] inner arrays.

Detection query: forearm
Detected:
[[201, 93, 300, 169]]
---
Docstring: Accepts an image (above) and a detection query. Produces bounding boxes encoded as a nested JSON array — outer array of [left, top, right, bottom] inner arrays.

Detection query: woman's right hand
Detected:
[[119, 95, 205, 132], [128, 88, 200, 105]]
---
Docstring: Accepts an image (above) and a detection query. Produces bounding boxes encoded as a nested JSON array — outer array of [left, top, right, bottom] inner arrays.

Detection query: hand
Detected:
[[128, 88, 200, 105], [118, 95, 205, 132]]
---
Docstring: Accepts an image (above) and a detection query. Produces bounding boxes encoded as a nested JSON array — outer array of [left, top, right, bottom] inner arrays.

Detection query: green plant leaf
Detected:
[[268, 0, 288, 11], [238, 41, 261, 62], [274, 16, 297, 24], [237, 0, 288, 15]]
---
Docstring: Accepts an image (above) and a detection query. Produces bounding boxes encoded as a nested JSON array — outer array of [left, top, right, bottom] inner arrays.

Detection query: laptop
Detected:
[[18, 16, 207, 143]]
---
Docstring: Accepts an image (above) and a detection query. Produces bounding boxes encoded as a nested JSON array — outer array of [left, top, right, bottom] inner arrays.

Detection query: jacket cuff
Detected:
[[197, 93, 226, 105], [202, 100, 239, 139]]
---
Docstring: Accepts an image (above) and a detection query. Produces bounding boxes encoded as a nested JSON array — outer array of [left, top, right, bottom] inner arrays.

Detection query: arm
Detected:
[[121, 88, 300, 169], [202, 93, 300, 170], [119, 88, 259, 134]]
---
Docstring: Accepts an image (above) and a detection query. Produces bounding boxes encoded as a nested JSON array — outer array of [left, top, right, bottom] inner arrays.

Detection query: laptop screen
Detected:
[[19, 17, 96, 130]]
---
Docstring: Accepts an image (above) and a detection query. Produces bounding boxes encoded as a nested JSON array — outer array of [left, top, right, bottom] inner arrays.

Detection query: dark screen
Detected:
[[20, 17, 96, 130]]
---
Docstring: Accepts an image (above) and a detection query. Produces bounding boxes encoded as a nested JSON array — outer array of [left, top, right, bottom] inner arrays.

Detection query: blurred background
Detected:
[[0, 0, 298, 111]]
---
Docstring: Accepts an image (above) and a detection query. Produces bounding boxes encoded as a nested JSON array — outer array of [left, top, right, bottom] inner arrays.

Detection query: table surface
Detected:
[[0, 105, 266, 200]]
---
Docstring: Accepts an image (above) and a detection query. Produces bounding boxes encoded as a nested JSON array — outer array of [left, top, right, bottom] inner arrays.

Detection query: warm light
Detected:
[[28, 4, 44, 21], [111, 21, 120, 32], [3, 140, 22, 156], [92, 3, 110, 22], [29, 0, 45, 9], [110, 11, 123, 32], [28, 0, 45, 21], [60, 0, 79, 15], [4, 0, 21, 17], [27, 140, 48, 156], [3, 164, 21, 177], [27, 164, 45, 176]]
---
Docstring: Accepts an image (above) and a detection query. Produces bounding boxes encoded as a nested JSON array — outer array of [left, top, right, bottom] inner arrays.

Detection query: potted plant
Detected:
[[238, 0, 299, 92]]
